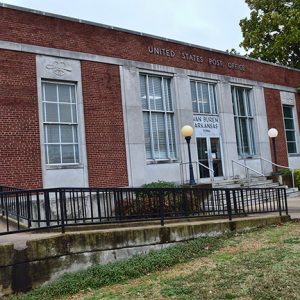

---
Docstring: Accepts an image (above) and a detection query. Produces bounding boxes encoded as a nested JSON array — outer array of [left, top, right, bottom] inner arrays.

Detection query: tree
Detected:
[[226, 48, 241, 55], [239, 0, 300, 69]]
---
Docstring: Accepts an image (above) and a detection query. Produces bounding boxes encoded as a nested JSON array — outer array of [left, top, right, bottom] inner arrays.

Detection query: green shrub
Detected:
[[138, 180, 179, 202], [295, 169, 300, 188], [141, 181, 178, 189], [277, 169, 300, 188], [114, 181, 206, 219], [271, 168, 292, 177], [278, 168, 292, 176]]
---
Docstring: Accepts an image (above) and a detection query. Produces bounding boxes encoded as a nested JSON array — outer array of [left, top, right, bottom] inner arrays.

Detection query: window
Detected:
[[190, 81, 217, 114], [232, 86, 256, 156], [140, 74, 176, 160], [283, 105, 297, 154], [42, 81, 79, 165]]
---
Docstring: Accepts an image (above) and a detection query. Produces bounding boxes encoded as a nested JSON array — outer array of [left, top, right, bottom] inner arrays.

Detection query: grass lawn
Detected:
[[10, 221, 300, 300]]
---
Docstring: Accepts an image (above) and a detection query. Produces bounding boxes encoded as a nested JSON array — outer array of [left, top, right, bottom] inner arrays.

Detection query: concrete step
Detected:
[[213, 177, 269, 186], [213, 180, 278, 189], [212, 177, 299, 197]]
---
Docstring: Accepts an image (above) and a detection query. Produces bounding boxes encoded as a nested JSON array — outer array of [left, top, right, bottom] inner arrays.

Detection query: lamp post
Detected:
[[268, 128, 278, 173], [181, 125, 196, 185]]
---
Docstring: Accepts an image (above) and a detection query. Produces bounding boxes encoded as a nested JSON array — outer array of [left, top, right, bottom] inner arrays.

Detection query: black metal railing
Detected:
[[0, 185, 23, 192], [0, 187, 288, 235]]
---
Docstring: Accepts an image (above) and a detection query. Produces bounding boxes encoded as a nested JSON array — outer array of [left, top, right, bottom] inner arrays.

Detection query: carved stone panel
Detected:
[[45, 61, 72, 77], [36, 55, 80, 81], [280, 91, 295, 105]]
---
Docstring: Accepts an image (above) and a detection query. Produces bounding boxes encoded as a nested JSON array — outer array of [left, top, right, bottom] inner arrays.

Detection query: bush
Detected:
[[141, 181, 178, 189], [138, 180, 179, 199], [274, 169, 300, 188], [114, 181, 207, 219], [271, 168, 292, 177], [295, 169, 300, 188], [278, 168, 292, 176]]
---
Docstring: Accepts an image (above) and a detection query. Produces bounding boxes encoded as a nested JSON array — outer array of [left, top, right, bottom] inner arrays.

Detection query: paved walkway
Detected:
[[1, 196, 300, 250], [284, 196, 300, 219]]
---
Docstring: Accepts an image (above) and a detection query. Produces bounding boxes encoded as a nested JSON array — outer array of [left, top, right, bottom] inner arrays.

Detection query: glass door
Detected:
[[197, 137, 223, 179], [197, 138, 210, 178], [210, 138, 223, 177]]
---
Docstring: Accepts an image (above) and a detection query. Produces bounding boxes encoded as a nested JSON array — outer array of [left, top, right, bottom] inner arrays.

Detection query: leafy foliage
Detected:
[[226, 48, 241, 55], [278, 168, 292, 176], [141, 181, 178, 189], [239, 0, 300, 69], [115, 181, 207, 219], [295, 169, 300, 187], [273, 168, 300, 188]]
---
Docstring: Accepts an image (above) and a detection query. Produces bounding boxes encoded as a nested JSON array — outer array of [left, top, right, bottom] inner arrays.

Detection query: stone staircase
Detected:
[[212, 176, 300, 197]]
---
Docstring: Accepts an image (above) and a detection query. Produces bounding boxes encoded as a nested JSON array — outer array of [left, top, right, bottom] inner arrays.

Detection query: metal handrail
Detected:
[[0, 186, 288, 235], [259, 157, 295, 188], [232, 159, 265, 187], [179, 161, 199, 184], [180, 161, 215, 183], [197, 161, 215, 182]]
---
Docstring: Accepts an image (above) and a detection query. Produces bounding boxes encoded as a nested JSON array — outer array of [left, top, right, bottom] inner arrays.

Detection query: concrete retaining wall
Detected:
[[0, 215, 290, 296]]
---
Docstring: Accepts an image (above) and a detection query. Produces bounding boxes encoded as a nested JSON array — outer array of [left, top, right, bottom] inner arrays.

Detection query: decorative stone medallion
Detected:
[[46, 61, 72, 77]]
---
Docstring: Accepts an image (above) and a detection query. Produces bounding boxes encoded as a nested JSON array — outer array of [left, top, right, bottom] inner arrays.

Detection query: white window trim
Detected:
[[188, 76, 218, 84], [42, 80, 81, 166], [190, 80, 218, 115], [282, 105, 298, 155], [140, 73, 178, 162], [232, 86, 257, 157]]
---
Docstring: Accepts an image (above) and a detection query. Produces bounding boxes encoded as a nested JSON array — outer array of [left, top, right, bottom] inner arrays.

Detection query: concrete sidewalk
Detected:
[[285, 195, 300, 219], [1, 196, 299, 249]]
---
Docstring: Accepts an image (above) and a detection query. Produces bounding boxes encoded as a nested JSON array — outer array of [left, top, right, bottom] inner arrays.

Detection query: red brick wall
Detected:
[[0, 50, 42, 188], [0, 7, 299, 88], [0, 6, 299, 189], [264, 88, 288, 167], [81, 61, 128, 187]]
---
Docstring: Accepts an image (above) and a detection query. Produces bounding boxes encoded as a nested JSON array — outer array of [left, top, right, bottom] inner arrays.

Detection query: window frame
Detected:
[[42, 80, 80, 166], [283, 105, 298, 155], [190, 80, 218, 115], [140, 73, 177, 162], [231, 86, 256, 157]]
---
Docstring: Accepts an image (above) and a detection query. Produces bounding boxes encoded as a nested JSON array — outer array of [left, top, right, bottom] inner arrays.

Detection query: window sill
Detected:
[[238, 155, 258, 160], [193, 113, 219, 116], [288, 153, 300, 157], [45, 164, 84, 170], [146, 159, 178, 165]]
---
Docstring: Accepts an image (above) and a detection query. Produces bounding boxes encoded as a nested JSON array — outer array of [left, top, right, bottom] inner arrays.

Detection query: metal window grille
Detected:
[[42, 81, 79, 165], [140, 74, 177, 160], [231, 86, 256, 156]]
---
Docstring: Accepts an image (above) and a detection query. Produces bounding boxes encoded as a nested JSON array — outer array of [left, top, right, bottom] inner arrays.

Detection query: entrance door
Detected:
[[197, 137, 223, 179]]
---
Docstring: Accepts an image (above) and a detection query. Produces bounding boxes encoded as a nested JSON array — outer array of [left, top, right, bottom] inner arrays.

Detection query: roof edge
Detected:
[[0, 2, 299, 73]]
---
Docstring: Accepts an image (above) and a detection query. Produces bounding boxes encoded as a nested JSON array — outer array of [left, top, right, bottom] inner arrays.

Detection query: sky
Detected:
[[0, 0, 250, 53]]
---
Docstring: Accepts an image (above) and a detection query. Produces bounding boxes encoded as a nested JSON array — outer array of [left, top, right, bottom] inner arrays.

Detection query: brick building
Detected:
[[0, 3, 299, 189]]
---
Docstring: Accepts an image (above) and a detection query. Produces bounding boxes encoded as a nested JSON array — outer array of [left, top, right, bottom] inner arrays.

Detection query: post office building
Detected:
[[0, 3, 299, 189]]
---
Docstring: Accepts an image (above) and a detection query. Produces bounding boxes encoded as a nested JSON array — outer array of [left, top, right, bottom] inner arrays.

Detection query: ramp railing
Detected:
[[0, 186, 288, 235]]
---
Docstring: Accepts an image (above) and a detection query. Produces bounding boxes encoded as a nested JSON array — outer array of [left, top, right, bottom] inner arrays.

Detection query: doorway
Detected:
[[197, 137, 223, 179]]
